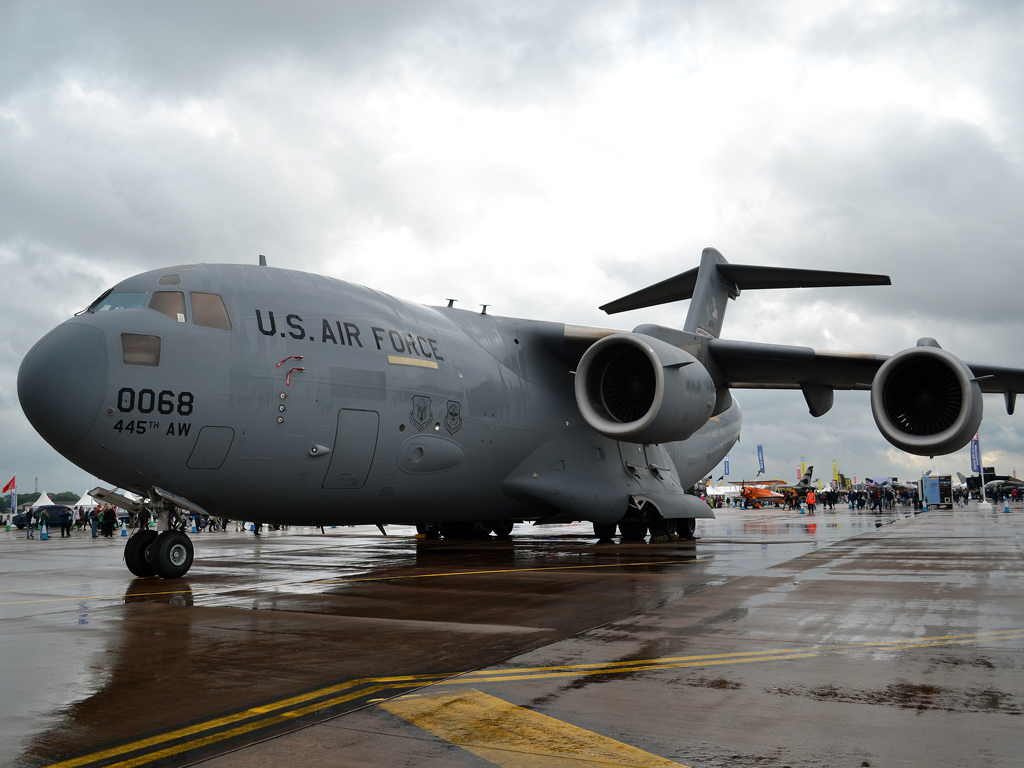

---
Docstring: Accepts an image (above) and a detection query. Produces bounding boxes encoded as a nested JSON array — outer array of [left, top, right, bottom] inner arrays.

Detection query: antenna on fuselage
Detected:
[[480, 304, 490, 315], [446, 299, 457, 308], [258, 254, 267, 267]]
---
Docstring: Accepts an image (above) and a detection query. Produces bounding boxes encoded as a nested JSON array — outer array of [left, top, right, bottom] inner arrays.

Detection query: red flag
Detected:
[[2, 477, 14, 493]]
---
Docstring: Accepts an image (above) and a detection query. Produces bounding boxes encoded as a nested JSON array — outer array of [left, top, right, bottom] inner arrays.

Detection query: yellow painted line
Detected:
[[455, 649, 802, 675], [383, 688, 689, 768], [0, 576, 154, 595], [310, 560, 700, 586], [2, 560, 698, 606], [38, 676, 437, 768], [80, 683, 397, 768], [39, 627, 1024, 768], [387, 355, 438, 369]]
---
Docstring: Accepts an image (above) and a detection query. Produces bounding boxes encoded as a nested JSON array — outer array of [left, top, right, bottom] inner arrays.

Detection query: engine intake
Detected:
[[575, 333, 716, 443], [871, 346, 982, 456]]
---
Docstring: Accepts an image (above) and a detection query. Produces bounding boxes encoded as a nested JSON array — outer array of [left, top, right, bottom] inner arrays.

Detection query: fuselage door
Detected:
[[322, 409, 380, 490]]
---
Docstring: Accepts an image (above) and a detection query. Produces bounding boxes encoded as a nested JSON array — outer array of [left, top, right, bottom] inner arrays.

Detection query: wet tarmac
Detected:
[[1, 501, 1021, 767]]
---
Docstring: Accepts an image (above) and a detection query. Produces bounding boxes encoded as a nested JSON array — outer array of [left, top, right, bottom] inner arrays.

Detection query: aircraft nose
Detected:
[[18, 323, 109, 454]]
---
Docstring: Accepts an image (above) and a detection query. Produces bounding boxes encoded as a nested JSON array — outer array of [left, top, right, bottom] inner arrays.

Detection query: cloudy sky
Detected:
[[2, 0, 1022, 495]]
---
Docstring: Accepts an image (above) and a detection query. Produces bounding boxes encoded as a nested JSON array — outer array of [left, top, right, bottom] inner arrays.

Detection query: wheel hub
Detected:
[[169, 543, 188, 566]]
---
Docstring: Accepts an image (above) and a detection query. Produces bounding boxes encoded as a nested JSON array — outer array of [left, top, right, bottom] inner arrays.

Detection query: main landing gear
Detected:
[[592, 516, 696, 542], [417, 520, 517, 540], [123, 505, 196, 579]]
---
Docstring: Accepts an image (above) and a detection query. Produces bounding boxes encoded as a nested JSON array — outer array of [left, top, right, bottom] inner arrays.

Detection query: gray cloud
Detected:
[[2, 0, 1023, 493]]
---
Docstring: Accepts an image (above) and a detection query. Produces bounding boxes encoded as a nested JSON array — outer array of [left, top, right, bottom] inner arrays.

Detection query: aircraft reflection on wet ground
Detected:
[[2, 504, 926, 768]]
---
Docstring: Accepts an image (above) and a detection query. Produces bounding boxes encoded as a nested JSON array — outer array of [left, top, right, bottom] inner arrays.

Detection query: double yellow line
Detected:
[[41, 627, 1024, 768]]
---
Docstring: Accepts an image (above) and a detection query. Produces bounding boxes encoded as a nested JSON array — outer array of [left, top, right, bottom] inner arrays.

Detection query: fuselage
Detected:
[[18, 264, 741, 526]]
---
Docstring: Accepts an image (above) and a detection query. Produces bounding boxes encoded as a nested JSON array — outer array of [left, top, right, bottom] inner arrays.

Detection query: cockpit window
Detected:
[[157, 274, 182, 286], [121, 333, 161, 366], [149, 291, 187, 322], [90, 291, 147, 312], [190, 292, 232, 330]]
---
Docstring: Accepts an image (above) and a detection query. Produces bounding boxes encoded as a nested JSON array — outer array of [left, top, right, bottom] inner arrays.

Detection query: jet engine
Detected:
[[575, 333, 716, 444], [870, 344, 982, 456]]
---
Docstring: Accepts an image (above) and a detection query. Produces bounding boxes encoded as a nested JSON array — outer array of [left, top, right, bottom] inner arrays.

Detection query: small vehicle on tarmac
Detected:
[[12, 505, 73, 529]]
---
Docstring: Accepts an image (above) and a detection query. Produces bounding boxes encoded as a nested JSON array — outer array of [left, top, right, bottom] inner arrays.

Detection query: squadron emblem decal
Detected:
[[410, 395, 433, 431], [444, 400, 463, 435]]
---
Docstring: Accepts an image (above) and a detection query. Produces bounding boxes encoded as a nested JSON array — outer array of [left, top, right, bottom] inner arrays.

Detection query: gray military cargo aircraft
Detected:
[[18, 247, 1024, 578]]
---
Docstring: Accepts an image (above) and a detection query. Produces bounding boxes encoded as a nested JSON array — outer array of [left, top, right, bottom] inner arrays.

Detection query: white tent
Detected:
[[29, 491, 55, 508], [75, 490, 100, 508]]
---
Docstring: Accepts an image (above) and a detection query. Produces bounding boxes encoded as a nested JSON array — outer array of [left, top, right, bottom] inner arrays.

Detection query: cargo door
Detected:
[[322, 409, 380, 489]]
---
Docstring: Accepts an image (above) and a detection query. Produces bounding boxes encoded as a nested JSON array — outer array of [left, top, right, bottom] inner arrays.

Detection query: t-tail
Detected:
[[599, 247, 890, 338]]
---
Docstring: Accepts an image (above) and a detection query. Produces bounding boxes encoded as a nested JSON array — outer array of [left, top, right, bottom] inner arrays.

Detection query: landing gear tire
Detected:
[[151, 531, 194, 579], [677, 517, 696, 539], [438, 521, 491, 540], [593, 522, 617, 541], [490, 520, 515, 538], [124, 529, 159, 577], [416, 523, 441, 539], [618, 520, 647, 541]]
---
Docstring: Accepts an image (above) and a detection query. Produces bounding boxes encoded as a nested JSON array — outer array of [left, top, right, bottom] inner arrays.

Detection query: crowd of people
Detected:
[[18, 504, 123, 539], [704, 483, 1014, 512], [14, 505, 238, 539], [705, 487, 922, 512]]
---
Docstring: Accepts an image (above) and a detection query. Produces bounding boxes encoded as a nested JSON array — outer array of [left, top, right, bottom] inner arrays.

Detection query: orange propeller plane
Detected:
[[737, 466, 815, 507]]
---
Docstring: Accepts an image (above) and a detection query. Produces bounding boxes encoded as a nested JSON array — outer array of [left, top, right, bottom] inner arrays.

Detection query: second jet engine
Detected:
[[870, 341, 982, 456]]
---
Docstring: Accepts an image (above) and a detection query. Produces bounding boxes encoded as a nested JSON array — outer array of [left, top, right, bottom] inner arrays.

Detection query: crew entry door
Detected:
[[322, 409, 379, 489]]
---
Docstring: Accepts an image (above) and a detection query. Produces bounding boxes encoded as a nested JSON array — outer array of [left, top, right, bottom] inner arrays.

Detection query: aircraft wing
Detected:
[[708, 341, 883, 390], [708, 340, 1024, 396]]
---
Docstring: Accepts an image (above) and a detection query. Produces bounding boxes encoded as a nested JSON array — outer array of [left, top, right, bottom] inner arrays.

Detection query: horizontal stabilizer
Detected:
[[600, 263, 890, 314]]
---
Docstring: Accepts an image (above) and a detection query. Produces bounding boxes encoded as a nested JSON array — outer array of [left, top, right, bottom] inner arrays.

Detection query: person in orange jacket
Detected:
[[806, 490, 817, 513]]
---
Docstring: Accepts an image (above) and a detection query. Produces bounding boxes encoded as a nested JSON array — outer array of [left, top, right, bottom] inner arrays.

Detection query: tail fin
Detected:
[[599, 247, 890, 339], [794, 466, 814, 489]]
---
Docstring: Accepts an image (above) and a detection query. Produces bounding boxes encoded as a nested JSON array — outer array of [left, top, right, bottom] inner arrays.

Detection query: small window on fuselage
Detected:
[[190, 292, 232, 330], [122, 333, 161, 366], [157, 274, 182, 286], [149, 291, 187, 322]]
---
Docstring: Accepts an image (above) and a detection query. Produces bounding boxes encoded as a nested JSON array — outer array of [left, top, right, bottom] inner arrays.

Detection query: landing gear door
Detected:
[[323, 409, 380, 489], [644, 444, 684, 493], [618, 442, 651, 489]]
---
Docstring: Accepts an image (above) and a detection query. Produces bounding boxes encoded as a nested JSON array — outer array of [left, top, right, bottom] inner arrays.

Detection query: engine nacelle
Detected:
[[871, 346, 982, 456], [575, 333, 716, 444]]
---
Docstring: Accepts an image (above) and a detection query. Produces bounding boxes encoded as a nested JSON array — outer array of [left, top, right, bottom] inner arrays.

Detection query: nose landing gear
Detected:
[[150, 531, 194, 579], [124, 529, 158, 577], [122, 498, 197, 579]]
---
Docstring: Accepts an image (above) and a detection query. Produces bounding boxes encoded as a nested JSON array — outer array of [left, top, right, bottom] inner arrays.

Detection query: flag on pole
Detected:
[[832, 461, 839, 482], [970, 433, 981, 473], [756, 445, 764, 475], [724, 456, 730, 476], [3, 476, 14, 516], [801, 458, 806, 477]]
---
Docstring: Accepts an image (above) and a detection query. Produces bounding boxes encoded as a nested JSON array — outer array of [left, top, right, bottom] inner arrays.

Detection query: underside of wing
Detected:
[[707, 340, 886, 390]]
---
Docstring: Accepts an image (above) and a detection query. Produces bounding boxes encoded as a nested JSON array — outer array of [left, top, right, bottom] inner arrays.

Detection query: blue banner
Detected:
[[756, 445, 765, 474], [971, 434, 981, 473], [724, 456, 730, 476]]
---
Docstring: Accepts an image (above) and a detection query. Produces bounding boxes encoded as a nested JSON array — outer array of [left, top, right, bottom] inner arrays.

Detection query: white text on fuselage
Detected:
[[254, 311, 445, 361]]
